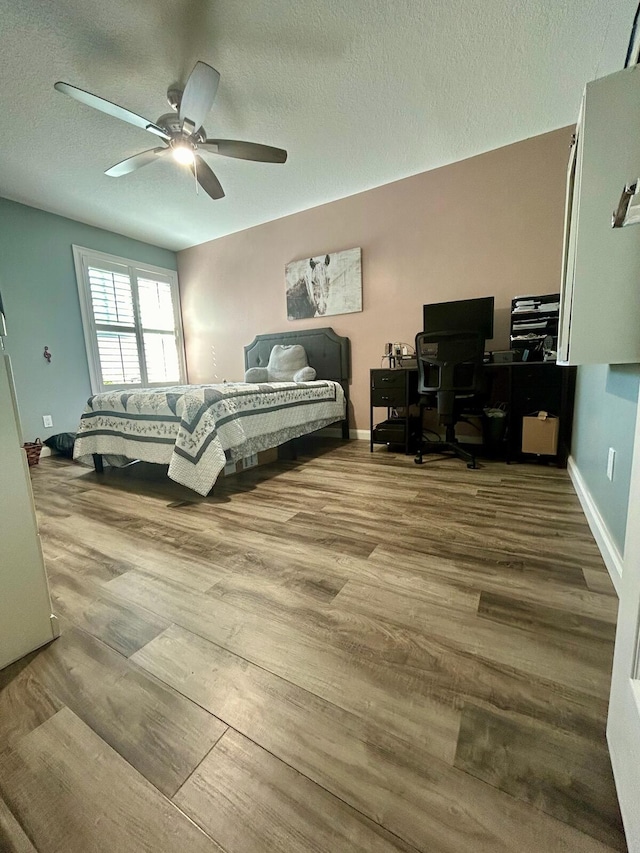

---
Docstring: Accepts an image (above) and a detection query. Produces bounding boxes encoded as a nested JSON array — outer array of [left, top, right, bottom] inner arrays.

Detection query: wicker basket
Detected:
[[23, 438, 43, 467]]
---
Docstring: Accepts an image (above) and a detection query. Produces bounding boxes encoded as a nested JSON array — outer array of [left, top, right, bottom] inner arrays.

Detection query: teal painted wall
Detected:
[[0, 197, 177, 441], [572, 364, 640, 553]]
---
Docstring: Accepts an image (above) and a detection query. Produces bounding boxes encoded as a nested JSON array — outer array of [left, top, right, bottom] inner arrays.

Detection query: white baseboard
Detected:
[[567, 455, 623, 595]]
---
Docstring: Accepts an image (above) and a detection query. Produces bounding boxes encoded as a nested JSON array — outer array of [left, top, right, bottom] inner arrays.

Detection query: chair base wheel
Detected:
[[414, 440, 477, 469]]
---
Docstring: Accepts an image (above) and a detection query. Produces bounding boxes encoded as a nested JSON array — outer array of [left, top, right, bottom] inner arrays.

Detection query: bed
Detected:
[[73, 327, 350, 496]]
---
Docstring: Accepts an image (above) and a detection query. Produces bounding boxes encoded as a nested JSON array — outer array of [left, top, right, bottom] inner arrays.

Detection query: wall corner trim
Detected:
[[567, 455, 623, 595]]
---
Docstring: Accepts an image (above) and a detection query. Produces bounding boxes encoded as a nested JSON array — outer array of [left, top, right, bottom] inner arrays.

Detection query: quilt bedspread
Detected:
[[73, 381, 345, 495]]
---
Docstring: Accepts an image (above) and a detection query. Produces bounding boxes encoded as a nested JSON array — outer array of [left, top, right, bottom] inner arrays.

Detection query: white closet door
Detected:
[[0, 355, 57, 670], [560, 65, 640, 365]]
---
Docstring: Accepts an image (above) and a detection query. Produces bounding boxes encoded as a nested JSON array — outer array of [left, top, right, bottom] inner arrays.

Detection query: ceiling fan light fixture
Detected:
[[172, 143, 195, 165]]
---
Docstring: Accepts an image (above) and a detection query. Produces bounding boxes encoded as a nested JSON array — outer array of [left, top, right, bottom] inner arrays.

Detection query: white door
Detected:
[[608, 397, 640, 850]]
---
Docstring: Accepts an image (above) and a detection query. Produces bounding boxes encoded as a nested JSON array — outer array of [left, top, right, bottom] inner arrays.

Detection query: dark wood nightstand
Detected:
[[370, 368, 419, 454]]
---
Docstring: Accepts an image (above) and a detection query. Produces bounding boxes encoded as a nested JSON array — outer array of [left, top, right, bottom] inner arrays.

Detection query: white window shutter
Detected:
[[88, 266, 135, 327], [137, 277, 176, 331], [137, 275, 181, 384], [96, 332, 142, 385], [73, 246, 185, 393]]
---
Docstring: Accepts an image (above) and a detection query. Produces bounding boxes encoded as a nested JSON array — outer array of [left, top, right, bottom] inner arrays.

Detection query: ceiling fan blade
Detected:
[[54, 82, 170, 140], [191, 155, 225, 200], [202, 139, 287, 163], [179, 62, 220, 135], [105, 147, 169, 177]]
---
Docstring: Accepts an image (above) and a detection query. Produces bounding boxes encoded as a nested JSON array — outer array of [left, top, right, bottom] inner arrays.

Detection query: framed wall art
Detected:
[[286, 247, 362, 320]]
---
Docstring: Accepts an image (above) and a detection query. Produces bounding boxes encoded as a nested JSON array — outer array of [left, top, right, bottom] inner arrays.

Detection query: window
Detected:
[[73, 246, 186, 392]]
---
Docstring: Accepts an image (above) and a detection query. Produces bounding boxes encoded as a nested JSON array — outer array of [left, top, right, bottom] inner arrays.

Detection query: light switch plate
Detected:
[[43, 414, 53, 428]]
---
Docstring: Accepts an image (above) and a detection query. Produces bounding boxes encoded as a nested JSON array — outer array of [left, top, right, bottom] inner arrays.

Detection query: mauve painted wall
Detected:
[[178, 127, 572, 430]]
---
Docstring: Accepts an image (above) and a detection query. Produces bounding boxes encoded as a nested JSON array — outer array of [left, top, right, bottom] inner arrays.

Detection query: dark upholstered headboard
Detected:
[[244, 328, 351, 438], [244, 327, 350, 383]]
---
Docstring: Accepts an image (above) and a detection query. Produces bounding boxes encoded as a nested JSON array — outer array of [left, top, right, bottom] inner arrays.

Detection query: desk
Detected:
[[369, 362, 577, 466], [485, 361, 577, 467]]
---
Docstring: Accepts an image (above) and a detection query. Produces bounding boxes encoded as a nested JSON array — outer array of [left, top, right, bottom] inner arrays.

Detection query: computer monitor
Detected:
[[423, 296, 494, 340]]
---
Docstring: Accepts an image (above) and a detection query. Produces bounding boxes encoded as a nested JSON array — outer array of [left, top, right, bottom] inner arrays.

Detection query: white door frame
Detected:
[[608, 393, 640, 851]]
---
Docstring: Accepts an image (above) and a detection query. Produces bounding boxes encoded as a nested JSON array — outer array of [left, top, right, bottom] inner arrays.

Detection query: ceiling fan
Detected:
[[54, 62, 287, 200]]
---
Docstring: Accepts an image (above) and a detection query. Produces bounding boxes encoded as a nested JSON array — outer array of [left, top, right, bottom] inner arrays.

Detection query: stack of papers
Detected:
[[512, 301, 560, 313]]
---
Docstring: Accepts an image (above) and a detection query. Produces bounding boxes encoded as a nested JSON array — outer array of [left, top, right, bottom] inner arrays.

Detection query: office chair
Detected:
[[414, 330, 485, 469]]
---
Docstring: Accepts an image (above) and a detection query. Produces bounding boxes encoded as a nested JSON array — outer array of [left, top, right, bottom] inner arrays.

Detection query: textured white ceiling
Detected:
[[0, 0, 636, 251]]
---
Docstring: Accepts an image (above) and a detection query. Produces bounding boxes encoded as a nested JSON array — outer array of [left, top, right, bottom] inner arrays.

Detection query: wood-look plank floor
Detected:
[[0, 439, 625, 852]]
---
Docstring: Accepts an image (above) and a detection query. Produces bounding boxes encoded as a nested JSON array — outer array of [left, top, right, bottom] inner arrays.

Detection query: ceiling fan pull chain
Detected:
[[194, 156, 199, 195]]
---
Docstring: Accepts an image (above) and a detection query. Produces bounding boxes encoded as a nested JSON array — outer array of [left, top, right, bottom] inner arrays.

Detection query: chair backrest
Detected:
[[415, 330, 485, 396]]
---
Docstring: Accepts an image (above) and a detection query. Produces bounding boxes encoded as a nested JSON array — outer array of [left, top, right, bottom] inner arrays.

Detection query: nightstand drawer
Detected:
[[371, 370, 407, 391], [371, 388, 406, 407]]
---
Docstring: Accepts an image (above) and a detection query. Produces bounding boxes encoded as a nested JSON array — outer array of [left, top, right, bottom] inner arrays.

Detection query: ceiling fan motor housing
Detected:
[[156, 112, 206, 143]]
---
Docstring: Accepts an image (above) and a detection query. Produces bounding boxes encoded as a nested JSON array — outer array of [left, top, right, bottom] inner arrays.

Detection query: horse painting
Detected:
[[285, 247, 362, 321], [286, 255, 331, 320]]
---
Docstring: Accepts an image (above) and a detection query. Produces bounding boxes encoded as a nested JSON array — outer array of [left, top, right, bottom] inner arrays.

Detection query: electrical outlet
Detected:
[[607, 447, 616, 482], [42, 414, 53, 428]]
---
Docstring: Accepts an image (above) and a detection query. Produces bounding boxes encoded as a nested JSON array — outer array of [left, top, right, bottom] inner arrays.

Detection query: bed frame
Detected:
[[244, 326, 351, 439], [91, 327, 351, 473]]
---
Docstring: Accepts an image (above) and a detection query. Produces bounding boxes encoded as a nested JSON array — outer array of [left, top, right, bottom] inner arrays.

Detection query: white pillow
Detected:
[[293, 366, 316, 382], [244, 344, 317, 383], [244, 367, 268, 382], [268, 345, 308, 381]]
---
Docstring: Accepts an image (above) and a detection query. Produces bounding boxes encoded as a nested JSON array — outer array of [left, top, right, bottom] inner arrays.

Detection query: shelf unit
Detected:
[[485, 361, 576, 467], [510, 292, 560, 361]]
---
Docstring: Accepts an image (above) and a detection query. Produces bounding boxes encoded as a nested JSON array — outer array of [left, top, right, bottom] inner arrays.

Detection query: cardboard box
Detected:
[[521, 411, 559, 456], [242, 447, 278, 470], [224, 446, 279, 476]]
